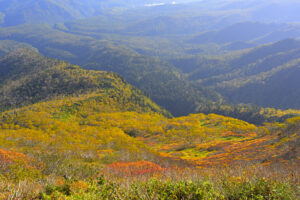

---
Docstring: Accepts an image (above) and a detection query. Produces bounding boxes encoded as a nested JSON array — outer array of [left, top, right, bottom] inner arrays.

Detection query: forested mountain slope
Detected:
[[0, 40, 37, 57], [0, 49, 170, 117], [172, 39, 300, 110], [0, 25, 222, 116]]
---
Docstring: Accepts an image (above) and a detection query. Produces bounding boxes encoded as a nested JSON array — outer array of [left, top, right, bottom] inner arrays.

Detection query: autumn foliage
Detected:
[[107, 161, 165, 176], [0, 149, 27, 167]]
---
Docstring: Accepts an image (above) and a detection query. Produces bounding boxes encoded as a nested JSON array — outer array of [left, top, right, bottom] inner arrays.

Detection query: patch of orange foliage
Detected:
[[194, 135, 278, 167], [0, 149, 27, 165], [70, 181, 89, 192], [107, 161, 165, 176]]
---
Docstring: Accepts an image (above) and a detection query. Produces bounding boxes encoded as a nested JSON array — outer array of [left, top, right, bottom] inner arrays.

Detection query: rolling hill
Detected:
[[0, 48, 170, 117]]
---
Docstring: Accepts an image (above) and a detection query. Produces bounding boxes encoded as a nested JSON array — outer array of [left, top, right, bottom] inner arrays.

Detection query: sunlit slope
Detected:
[[153, 115, 300, 167], [0, 92, 298, 168], [0, 49, 169, 116], [0, 97, 254, 164], [129, 114, 299, 167]]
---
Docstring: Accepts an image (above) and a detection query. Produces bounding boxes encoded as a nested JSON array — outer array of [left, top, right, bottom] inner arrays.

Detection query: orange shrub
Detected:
[[0, 149, 27, 167], [70, 181, 89, 192]]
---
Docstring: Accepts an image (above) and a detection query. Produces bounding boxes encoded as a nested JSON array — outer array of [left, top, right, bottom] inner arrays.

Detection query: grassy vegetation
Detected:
[[0, 160, 298, 199]]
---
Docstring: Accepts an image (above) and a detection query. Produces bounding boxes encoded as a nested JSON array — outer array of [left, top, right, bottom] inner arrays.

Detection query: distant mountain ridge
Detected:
[[1, 0, 300, 27], [190, 22, 300, 46], [173, 39, 300, 110], [0, 0, 190, 27], [0, 0, 91, 26]]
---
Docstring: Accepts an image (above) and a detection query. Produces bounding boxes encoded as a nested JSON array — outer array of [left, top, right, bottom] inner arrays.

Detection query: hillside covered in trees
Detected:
[[0, 24, 224, 117], [0, 49, 170, 116], [171, 39, 300, 110]]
